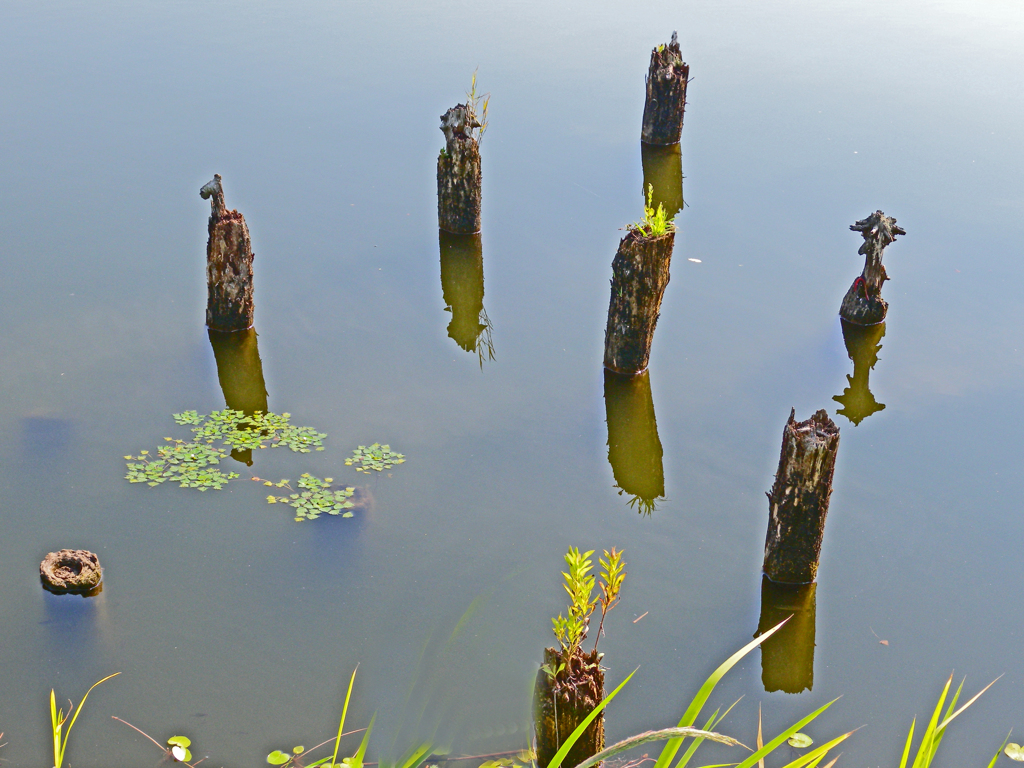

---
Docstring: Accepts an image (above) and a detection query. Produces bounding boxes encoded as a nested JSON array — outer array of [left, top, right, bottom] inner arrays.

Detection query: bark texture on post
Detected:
[[201, 175, 255, 331], [763, 409, 840, 584], [604, 369, 664, 514], [534, 648, 605, 768], [437, 105, 482, 234], [756, 576, 816, 694], [839, 210, 905, 326], [439, 230, 493, 364], [603, 228, 675, 374], [833, 319, 886, 425], [641, 143, 684, 220], [640, 32, 690, 146]]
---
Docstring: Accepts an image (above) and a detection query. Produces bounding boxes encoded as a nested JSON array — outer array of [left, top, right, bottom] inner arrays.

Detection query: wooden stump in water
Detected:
[[833, 319, 886, 425], [839, 210, 905, 326], [604, 369, 664, 514], [201, 175, 255, 331], [437, 105, 482, 234], [603, 228, 675, 375], [209, 327, 269, 465], [439, 230, 493, 364], [640, 32, 690, 146], [641, 142, 684, 220], [763, 409, 840, 584], [756, 576, 816, 694], [534, 647, 605, 768]]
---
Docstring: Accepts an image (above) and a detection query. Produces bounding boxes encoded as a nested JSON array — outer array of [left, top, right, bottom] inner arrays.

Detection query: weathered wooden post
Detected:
[[439, 230, 494, 364], [604, 369, 664, 514], [437, 99, 484, 234], [208, 328, 269, 465], [640, 32, 690, 146], [756, 576, 816, 694], [833, 319, 886, 425], [534, 649, 605, 768], [200, 175, 255, 331], [839, 210, 905, 325], [763, 409, 840, 584], [603, 217, 676, 375], [641, 143, 684, 220]]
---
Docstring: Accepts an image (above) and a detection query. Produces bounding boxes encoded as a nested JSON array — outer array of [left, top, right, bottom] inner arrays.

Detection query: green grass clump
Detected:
[[629, 183, 674, 238]]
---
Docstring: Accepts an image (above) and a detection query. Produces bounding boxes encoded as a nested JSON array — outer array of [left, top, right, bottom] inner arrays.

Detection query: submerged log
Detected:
[[437, 105, 482, 234], [534, 648, 605, 768], [763, 409, 840, 584], [604, 369, 664, 514], [833, 319, 886, 425], [603, 228, 675, 374], [201, 175, 255, 331], [756, 576, 816, 694], [640, 32, 690, 146], [839, 210, 905, 325], [641, 143, 684, 220], [439, 230, 494, 364], [209, 327, 270, 465]]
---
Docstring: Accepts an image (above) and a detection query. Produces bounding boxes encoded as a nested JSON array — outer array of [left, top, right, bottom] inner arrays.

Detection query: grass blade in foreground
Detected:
[[732, 698, 840, 768], [573, 727, 741, 768]]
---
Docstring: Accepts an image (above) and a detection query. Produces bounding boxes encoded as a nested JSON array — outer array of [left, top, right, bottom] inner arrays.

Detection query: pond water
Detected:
[[2, 0, 1023, 765]]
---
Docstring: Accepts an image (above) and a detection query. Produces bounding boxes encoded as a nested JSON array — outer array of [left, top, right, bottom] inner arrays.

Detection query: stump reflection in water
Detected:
[[641, 142, 684, 221], [439, 230, 494, 366], [604, 369, 664, 514], [208, 327, 269, 465], [756, 575, 816, 694], [833, 319, 886, 425]]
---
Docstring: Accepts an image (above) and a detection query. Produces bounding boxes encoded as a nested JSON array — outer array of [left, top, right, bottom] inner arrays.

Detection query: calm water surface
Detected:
[[2, 0, 1023, 765]]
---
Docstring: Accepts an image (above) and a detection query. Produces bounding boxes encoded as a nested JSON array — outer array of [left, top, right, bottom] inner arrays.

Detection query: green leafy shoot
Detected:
[[629, 184, 674, 239], [467, 69, 490, 142], [550, 547, 626, 661], [345, 444, 405, 473], [266, 474, 356, 521], [593, 547, 626, 653], [50, 673, 119, 768]]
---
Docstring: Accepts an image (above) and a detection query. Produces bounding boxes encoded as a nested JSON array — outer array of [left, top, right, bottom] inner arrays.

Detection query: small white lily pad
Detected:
[[788, 733, 814, 748], [1005, 743, 1024, 762]]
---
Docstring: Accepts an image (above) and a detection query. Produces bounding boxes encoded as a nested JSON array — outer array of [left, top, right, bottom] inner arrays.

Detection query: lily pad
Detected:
[[788, 733, 814, 748], [267, 750, 292, 765], [167, 736, 191, 748], [1005, 744, 1024, 762]]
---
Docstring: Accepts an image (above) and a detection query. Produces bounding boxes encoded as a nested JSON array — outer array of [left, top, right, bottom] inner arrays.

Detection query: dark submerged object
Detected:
[[640, 31, 690, 146], [763, 409, 840, 584], [839, 210, 905, 326], [756, 575, 816, 694], [201, 174, 255, 331], [40, 549, 103, 596], [437, 105, 482, 234], [603, 227, 675, 375], [534, 647, 604, 768]]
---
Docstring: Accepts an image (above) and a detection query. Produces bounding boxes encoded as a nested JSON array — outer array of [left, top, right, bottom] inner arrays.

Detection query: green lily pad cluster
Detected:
[[345, 443, 405, 473], [174, 409, 326, 453], [266, 474, 356, 522], [125, 441, 238, 490]]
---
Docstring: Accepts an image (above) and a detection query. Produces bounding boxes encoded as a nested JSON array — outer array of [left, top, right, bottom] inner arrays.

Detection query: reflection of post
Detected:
[[439, 230, 494, 366], [839, 211, 905, 326], [756, 575, 816, 694], [834, 319, 886, 425], [763, 409, 840, 584], [208, 328, 269, 465], [200, 175, 255, 331], [604, 369, 664, 515], [641, 143, 684, 220], [640, 32, 690, 146]]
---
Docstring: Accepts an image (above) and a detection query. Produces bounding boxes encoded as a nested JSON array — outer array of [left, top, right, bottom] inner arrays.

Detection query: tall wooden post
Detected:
[[640, 32, 690, 146], [603, 227, 675, 375], [833, 319, 886, 425], [756, 576, 816, 694], [439, 230, 494, 365], [763, 409, 840, 584], [200, 175, 255, 331], [437, 105, 482, 234], [604, 369, 664, 514], [641, 143, 684, 220], [839, 210, 905, 326], [534, 648, 605, 768]]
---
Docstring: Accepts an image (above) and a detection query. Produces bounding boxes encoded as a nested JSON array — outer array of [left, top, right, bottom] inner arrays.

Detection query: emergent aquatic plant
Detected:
[[548, 547, 625, 667], [112, 717, 198, 764], [628, 184, 674, 239], [266, 474, 356, 522], [50, 672, 119, 768], [345, 444, 405, 473]]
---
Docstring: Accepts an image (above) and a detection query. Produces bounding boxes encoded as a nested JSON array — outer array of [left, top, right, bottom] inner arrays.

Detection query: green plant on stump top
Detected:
[[628, 184, 674, 239], [266, 474, 356, 522], [345, 444, 405, 473]]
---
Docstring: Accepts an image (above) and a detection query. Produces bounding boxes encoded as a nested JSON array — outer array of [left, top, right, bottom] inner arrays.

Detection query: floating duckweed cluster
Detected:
[[124, 410, 403, 521]]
